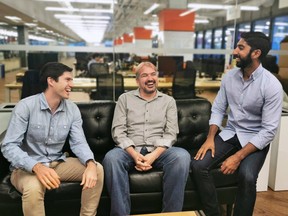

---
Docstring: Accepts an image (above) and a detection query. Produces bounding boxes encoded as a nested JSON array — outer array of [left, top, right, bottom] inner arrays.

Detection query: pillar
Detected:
[[133, 27, 152, 56], [114, 37, 123, 46], [158, 7, 195, 61], [17, 26, 28, 67], [122, 33, 134, 49]]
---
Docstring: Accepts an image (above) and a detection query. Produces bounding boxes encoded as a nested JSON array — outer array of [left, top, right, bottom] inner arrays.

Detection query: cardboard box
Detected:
[[278, 67, 288, 79], [278, 42, 288, 68]]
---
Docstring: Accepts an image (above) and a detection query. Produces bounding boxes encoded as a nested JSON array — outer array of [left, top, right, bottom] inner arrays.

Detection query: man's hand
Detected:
[[220, 143, 258, 175], [32, 163, 60, 190], [135, 147, 166, 172], [134, 152, 152, 171], [220, 154, 241, 174], [194, 137, 215, 160], [81, 160, 98, 190]]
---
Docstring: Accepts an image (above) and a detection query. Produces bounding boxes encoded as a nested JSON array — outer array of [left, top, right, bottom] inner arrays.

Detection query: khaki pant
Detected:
[[11, 157, 104, 216]]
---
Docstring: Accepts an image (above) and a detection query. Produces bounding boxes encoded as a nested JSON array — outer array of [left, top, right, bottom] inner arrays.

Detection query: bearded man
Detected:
[[191, 32, 283, 216]]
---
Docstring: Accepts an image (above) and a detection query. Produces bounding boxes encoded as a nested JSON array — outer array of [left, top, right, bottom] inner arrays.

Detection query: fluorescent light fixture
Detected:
[[60, 19, 109, 24], [24, 23, 38, 27], [275, 22, 288, 26], [45, 7, 113, 13], [0, 22, 8, 25], [195, 19, 209, 24], [54, 14, 110, 20], [144, 25, 158, 30], [0, 29, 17, 37], [5, 16, 22, 23], [29, 35, 55, 42], [240, 6, 259, 11], [37, 27, 46, 31], [150, 22, 159, 26], [36, 0, 115, 3], [144, 3, 159, 15], [187, 3, 258, 11], [180, 8, 198, 17]]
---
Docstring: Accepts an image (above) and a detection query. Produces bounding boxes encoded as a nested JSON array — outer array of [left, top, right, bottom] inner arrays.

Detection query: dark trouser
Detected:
[[191, 135, 269, 216]]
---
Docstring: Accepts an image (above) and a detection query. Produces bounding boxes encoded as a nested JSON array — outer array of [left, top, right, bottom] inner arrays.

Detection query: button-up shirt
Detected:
[[210, 64, 283, 150], [1, 93, 94, 172], [112, 90, 179, 152]]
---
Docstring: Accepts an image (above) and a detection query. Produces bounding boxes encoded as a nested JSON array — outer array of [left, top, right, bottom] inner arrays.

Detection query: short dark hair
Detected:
[[92, 53, 102, 59], [240, 32, 271, 61], [39, 62, 72, 91]]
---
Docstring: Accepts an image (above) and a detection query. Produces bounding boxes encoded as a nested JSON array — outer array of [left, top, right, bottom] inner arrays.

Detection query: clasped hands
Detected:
[[134, 152, 155, 172]]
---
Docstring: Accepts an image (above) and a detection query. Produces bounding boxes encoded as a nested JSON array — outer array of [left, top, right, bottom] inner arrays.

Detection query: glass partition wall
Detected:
[[1, 0, 287, 103]]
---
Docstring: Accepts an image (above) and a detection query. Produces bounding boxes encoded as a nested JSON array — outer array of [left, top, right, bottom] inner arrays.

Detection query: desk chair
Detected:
[[21, 69, 41, 99], [88, 62, 109, 78], [262, 55, 279, 74], [90, 73, 124, 101], [172, 61, 199, 99]]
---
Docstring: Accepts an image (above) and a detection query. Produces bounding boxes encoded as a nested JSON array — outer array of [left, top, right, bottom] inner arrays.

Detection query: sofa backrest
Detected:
[[175, 99, 211, 155], [0, 99, 212, 173], [65, 101, 116, 162], [63, 99, 211, 162]]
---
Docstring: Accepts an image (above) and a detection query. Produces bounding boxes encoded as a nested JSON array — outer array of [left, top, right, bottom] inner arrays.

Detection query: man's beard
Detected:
[[235, 52, 253, 70]]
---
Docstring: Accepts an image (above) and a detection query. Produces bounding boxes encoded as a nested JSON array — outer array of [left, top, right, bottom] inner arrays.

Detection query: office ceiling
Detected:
[[0, 0, 275, 44]]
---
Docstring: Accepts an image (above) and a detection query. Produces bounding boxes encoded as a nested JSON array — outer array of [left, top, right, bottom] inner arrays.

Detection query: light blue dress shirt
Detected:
[[210, 64, 283, 150], [112, 90, 179, 152], [1, 93, 94, 172]]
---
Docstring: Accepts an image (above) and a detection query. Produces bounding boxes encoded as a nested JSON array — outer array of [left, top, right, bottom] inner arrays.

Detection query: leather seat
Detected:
[[0, 99, 238, 216]]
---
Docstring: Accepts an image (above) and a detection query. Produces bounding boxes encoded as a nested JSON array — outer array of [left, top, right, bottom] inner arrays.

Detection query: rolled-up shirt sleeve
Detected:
[[249, 83, 283, 150]]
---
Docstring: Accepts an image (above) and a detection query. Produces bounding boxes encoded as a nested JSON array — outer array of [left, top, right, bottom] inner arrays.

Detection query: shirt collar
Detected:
[[39, 92, 65, 112], [237, 64, 263, 81], [250, 64, 263, 80], [133, 89, 164, 100]]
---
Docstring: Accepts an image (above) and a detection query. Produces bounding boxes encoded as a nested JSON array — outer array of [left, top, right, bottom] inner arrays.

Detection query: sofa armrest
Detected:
[[0, 130, 10, 180], [0, 130, 6, 144]]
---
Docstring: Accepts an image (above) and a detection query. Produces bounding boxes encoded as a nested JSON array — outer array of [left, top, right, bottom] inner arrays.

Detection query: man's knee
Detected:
[[238, 168, 257, 185], [103, 148, 124, 166], [21, 179, 45, 201], [96, 163, 104, 184]]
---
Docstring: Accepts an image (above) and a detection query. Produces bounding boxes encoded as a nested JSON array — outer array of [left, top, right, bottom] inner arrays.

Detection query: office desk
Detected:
[[4, 77, 221, 102]]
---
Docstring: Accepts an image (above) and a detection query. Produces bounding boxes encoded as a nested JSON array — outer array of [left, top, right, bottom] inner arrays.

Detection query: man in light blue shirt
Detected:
[[1, 62, 103, 216], [192, 32, 283, 216], [102, 62, 190, 216]]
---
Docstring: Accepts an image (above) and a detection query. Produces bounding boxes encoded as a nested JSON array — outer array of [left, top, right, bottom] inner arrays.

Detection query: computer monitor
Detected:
[[27, 52, 59, 70], [157, 56, 184, 77]]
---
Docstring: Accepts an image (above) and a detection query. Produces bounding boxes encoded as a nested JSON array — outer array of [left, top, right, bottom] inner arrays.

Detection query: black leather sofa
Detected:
[[0, 99, 238, 216]]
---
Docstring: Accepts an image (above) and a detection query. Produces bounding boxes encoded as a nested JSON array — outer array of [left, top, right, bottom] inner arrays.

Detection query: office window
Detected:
[[195, 31, 204, 49], [194, 31, 204, 59], [271, 15, 288, 50], [204, 30, 212, 49], [214, 28, 223, 49], [224, 25, 236, 49], [253, 18, 270, 36], [237, 22, 251, 42]]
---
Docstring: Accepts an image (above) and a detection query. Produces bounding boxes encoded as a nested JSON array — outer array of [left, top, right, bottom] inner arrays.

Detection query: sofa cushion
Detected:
[[175, 99, 211, 152]]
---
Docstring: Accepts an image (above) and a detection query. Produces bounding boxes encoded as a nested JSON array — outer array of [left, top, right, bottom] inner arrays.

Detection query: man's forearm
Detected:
[[234, 142, 258, 161]]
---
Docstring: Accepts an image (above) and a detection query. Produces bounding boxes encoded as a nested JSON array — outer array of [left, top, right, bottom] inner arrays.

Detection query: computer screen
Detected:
[[157, 56, 184, 77], [28, 52, 59, 70]]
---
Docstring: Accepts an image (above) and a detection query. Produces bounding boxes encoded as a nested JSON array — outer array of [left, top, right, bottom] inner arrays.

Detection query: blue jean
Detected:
[[102, 146, 190, 216], [191, 135, 269, 216]]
